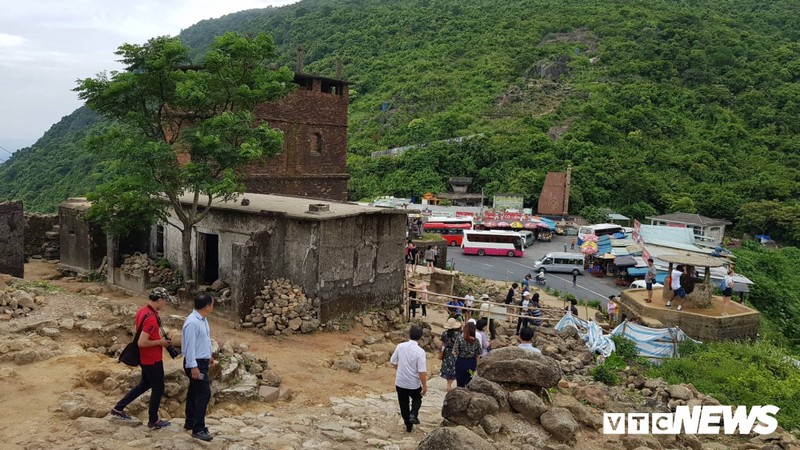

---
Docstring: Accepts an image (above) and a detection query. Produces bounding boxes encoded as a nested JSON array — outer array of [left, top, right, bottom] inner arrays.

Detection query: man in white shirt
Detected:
[[517, 327, 542, 354], [668, 265, 686, 311], [390, 325, 428, 432]]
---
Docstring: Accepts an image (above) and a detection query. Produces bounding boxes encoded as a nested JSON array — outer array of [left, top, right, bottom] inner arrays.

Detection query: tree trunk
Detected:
[[181, 226, 194, 282]]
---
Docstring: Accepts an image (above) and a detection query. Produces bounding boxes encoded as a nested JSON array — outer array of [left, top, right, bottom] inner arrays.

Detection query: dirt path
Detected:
[[0, 261, 404, 448]]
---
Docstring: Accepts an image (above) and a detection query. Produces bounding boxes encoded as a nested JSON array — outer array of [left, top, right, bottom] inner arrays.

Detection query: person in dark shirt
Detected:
[[566, 298, 578, 316]]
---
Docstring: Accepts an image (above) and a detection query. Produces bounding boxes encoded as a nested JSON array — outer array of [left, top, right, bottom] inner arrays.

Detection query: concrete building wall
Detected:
[[159, 205, 405, 323], [58, 205, 106, 273], [0, 201, 24, 278]]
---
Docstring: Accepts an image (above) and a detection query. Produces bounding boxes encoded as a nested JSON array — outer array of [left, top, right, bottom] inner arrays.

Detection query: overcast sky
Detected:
[[0, 0, 298, 161]]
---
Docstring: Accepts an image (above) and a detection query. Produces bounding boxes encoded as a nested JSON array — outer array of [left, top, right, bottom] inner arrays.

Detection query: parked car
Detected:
[[629, 280, 664, 289]]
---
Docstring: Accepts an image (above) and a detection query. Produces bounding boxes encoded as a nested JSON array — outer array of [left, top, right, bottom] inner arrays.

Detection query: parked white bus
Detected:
[[577, 223, 624, 245], [519, 230, 535, 248], [462, 230, 524, 257], [533, 252, 585, 275]]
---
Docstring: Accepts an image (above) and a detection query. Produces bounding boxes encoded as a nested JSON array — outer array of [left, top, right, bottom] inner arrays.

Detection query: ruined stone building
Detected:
[[59, 194, 408, 323]]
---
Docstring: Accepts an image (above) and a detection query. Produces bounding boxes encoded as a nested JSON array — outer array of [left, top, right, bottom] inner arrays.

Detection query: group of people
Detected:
[[665, 262, 735, 314], [110, 288, 218, 442], [390, 313, 544, 432], [404, 240, 440, 273]]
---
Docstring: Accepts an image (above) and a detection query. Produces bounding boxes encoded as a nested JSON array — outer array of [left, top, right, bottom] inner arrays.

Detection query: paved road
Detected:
[[448, 235, 622, 308]]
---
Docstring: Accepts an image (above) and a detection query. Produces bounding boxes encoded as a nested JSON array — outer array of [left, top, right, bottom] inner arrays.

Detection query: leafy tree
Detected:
[[579, 205, 610, 225], [75, 32, 293, 279]]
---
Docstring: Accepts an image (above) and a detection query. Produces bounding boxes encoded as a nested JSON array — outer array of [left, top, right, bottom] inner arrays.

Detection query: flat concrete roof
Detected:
[[60, 197, 92, 211], [173, 192, 409, 221], [61, 194, 410, 221]]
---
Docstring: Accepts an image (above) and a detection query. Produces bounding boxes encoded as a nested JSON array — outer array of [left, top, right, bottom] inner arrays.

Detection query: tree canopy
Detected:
[[74, 32, 293, 278]]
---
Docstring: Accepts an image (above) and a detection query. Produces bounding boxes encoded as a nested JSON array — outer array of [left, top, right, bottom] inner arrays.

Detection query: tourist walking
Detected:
[[463, 289, 475, 321], [722, 267, 734, 315], [452, 321, 482, 387], [478, 294, 496, 339], [390, 325, 427, 432], [645, 258, 657, 303], [110, 287, 172, 430], [517, 327, 542, 354], [668, 265, 687, 311], [182, 293, 215, 442], [475, 318, 491, 356], [516, 291, 532, 335], [530, 293, 543, 326], [424, 246, 435, 270], [572, 271, 577, 287], [505, 283, 518, 323], [439, 318, 461, 391]]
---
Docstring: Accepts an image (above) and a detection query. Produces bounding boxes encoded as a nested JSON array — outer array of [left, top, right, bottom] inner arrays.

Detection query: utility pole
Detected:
[[563, 164, 572, 216]]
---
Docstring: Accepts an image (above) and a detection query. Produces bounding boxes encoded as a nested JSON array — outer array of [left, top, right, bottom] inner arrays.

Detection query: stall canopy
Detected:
[[615, 255, 637, 266]]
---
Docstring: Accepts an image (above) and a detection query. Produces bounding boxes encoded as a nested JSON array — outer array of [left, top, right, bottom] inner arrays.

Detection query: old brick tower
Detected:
[[243, 72, 350, 201]]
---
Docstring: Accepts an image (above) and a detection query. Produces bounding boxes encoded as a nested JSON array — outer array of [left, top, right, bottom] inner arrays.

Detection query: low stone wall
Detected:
[[619, 289, 759, 341], [112, 268, 148, 293]]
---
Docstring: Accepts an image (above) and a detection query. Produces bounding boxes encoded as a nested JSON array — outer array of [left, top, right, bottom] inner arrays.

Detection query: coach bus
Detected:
[[423, 222, 472, 246], [462, 230, 524, 257], [577, 223, 624, 245]]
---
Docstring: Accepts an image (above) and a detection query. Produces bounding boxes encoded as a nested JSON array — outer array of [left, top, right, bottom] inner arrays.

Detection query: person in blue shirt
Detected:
[[182, 293, 215, 442], [446, 297, 465, 320]]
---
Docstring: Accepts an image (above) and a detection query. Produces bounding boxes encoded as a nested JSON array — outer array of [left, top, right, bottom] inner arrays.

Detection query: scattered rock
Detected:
[[417, 426, 496, 450], [539, 407, 579, 443], [508, 390, 548, 421]]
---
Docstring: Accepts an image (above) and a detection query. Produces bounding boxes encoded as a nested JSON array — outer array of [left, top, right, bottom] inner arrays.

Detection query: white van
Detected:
[[519, 230, 535, 248], [534, 252, 585, 275]]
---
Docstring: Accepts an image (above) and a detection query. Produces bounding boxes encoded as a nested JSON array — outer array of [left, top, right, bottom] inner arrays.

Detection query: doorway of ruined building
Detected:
[[197, 232, 219, 285]]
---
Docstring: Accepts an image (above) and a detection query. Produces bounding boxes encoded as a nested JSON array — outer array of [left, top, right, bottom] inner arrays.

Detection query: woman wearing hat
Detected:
[[439, 318, 461, 391]]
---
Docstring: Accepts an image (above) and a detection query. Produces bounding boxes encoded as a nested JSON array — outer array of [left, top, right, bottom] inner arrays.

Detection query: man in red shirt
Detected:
[[110, 287, 173, 429]]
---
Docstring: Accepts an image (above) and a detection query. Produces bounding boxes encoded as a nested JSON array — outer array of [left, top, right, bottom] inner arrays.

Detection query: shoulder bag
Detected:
[[119, 312, 152, 366]]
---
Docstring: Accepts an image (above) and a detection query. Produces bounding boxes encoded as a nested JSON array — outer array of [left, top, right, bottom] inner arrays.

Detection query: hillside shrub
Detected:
[[649, 340, 800, 430]]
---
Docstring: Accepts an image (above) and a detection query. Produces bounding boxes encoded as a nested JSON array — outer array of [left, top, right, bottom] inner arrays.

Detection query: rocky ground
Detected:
[[0, 262, 797, 450]]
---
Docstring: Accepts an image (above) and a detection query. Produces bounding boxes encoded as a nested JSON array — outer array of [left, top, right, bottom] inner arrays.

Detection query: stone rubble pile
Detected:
[[0, 277, 45, 320], [329, 319, 436, 374], [488, 325, 595, 375], [243, 279, 320, 336], [120, 253, 180, 287]]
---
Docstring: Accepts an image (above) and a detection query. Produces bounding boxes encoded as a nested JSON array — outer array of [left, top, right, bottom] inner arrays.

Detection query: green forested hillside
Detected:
[[0, 107, 107, 211], [2, 0, 800, 240]]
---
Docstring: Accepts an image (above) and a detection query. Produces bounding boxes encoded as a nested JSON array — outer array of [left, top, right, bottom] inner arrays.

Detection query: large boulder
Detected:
[[441, 388, 499, 427], [508, 390, 548, 421], [417, 426, 496, 450], [467, 376, 509, 410], [539, 407, 579, 443], [476, 346, 562, 389]]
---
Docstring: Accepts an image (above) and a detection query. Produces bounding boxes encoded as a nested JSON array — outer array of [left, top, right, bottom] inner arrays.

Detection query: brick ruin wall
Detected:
[[245, 82, 350, 201]]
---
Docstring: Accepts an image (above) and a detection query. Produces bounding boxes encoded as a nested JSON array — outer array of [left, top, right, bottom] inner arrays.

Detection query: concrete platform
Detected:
[[618, 288, 759, 342]]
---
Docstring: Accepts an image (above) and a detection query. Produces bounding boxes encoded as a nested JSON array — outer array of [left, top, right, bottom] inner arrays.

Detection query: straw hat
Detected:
[[480, 294, 490, 300], [444, 318, 462, 329]]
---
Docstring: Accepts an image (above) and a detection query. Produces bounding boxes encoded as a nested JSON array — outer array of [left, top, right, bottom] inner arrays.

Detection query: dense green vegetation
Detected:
[[649, 340, 800, 430], [733, 242, 800, 348], [3, 0, 800, 243], [0, 107, 106, 211]]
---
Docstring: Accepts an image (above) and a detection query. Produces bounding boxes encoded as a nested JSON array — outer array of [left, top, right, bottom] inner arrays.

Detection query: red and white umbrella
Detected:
[[580, 241, 599, 255]]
